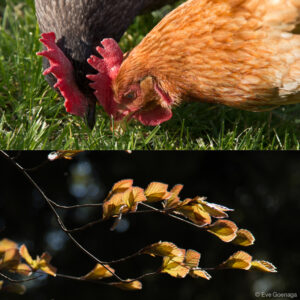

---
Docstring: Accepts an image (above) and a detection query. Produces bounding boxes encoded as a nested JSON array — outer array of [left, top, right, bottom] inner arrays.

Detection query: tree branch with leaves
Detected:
[[0, 151, 277, 295]]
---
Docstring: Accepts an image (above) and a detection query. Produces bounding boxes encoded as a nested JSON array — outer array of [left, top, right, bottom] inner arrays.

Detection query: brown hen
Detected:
[[88, 0, 300, 126]]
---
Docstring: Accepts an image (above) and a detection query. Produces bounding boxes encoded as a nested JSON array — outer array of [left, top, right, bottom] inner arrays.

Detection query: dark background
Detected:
[[0, 151, 299, 300]]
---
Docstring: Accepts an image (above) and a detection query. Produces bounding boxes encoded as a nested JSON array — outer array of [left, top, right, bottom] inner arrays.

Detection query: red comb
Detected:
[[87, 39, 123, 116], [37, 32, 87, 117]]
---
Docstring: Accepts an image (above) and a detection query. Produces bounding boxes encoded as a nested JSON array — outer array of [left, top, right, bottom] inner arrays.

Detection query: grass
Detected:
[[1, 0, 300, 149]]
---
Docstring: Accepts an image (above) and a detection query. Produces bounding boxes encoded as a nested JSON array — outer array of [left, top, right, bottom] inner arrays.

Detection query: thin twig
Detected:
[[139, 202, 207, 230], [0, 151, 124, 282], [0, 271, 41, 283], [67, 219, 105, 233], [48, 199, 103, 209]]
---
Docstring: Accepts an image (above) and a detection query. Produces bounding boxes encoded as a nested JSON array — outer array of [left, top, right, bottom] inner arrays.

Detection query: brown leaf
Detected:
[[19, 245, 57, 277], [0, 239, 18, 253], [189, 268, 212, 280], [184, 249, 201, 268], [145, 182, 170, 203], [207, 220, 238, 242], [103, 179, 133, 203], [219, 251, 252, 270], [111, 279, 142, 290], [0, 248, 21, 271], [232, 229, 255, 246], [164, 184, 184, 208], [141, 241, 185, 258], [82, 264, 115, 280], [161, 256, 189, 278], [250, 260, 277, 273], [123, 187, 146, 212], [175, 198, 211, 226], [194, 197, 231, 218], [48, 150, 83, 161]]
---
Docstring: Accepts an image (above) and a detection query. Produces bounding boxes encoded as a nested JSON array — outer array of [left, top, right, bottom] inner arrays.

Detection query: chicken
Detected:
[[35, 0, 177, 128], [86, 0, 300, 126]]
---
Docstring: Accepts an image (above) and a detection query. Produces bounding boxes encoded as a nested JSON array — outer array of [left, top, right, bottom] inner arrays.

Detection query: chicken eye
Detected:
[[124, 91, 136, 100]]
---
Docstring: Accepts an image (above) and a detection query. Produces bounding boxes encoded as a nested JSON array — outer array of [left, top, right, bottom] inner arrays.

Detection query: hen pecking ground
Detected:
[[1, 0, 300, 150]]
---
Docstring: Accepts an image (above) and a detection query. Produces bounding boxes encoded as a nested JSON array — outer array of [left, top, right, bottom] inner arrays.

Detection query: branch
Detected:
[[0, 272, 41, 283], [0, 151, 124, 282]]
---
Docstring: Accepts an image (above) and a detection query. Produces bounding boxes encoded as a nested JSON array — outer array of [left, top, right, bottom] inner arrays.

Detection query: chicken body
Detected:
[[35, 0, 176, 127], [111, 0, 300, 126]]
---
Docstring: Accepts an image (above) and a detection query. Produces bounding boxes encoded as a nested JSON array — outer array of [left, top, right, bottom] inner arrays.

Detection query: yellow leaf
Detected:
[[195, 197, 230, 219], [250, 260, 277, 273], [0, 248, 21, 271], [10, 263, 32, 276], [175, 198, 211, 226], [145, 182, 170, 203], [219, 251, 252, 270], [207, 220, 238, 242], [48, 150, 83, 161], [161, 256, 189, 278], [82, 264, 115, 280], [142, 242, 185, 258], [184, 249, 201, 268], [19, 246, 57, 277], [35, 252, 56, 277], [112, 279, 142, 290], [19, 245, 34, 266], [232, 229, 255, 246], [103, 179, 134, 204], [123, 187, 146, 211], [111, 179, 134, 194], [165, 184, 184, 208], [0, 239, 18, 253], [102, 193, 126, 219], [189, 268, 212, 280]]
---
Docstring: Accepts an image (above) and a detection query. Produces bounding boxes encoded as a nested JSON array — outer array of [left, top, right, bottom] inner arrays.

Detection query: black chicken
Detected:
[[35, 0, 177, 128]]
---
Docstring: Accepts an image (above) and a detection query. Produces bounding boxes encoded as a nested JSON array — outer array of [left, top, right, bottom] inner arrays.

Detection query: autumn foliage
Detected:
[[0, 174, 277, 295]]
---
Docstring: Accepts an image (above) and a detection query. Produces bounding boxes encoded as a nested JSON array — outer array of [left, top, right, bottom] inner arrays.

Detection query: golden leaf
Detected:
[[112, 279, 142, 290], [103, 179, 134, 203], [123, 187, 146, 212], [82, 264, 115, 280], [232, 229, 255, 246], [207, 220, 238, 242], [10, 263, 32, 276], [111, 179, 134, 194], [165, 184, 184, 208], [141, 242, 185, 258], [161, 256, 189, 278], [250, 260, 277, 273], [175, 198, 211, 226], [0, 239, 18, 253], [48, 150, 83, 161], [184, 249, 201, 268], [0, 248, 21, 271], [102, 192, 126, 219], [219, 251, 252, 270], [19, 245, 57, 277], [145, 182, 170, 203], [19, 244, 34, 266], [189, 268, 212, 280], [195, 197, 230, 218]]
